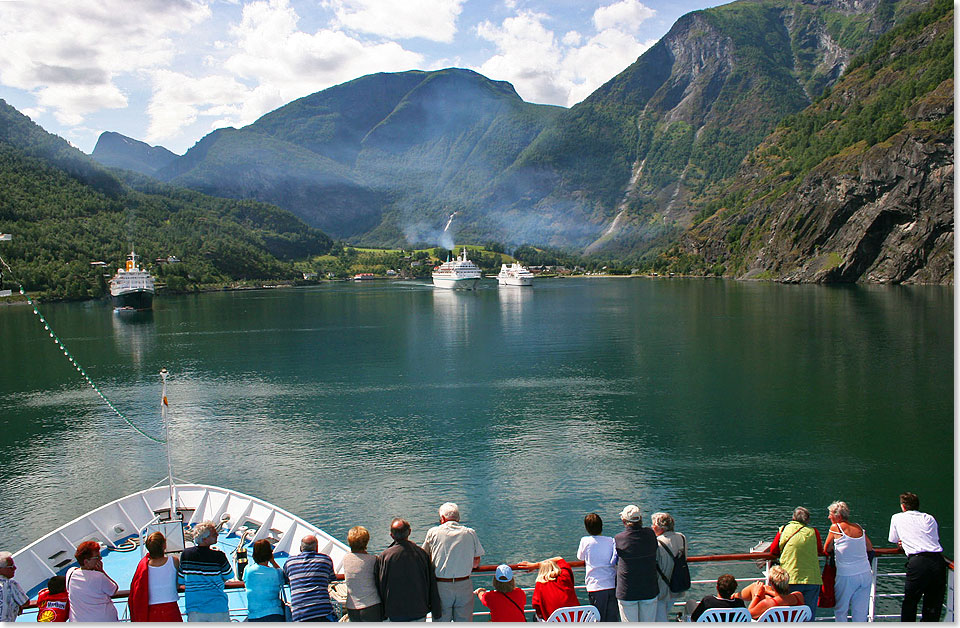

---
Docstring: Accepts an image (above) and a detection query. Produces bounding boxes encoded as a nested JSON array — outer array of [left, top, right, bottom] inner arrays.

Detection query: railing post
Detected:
[[868, 555, 878, 622], [946, 567, 954, 623]]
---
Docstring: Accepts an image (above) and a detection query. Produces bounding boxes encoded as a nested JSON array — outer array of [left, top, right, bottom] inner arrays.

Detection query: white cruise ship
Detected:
[[110, 250, 155, 310], [497, 262, 534, 286], [432, 248, 482, 290]]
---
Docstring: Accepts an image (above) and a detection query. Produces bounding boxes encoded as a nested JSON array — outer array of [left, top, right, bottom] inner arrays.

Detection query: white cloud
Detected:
[[0, 0, 210, 122], [593, 0, 656, 33], [325, 0, 465, 42], [475, 3, 656, 107], [145, 0, 424, 141]]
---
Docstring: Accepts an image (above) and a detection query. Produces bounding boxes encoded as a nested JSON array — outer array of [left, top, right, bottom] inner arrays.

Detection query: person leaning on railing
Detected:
[[66, 540, 120, 622], [888, 491, 948, 622], [128, 532, 183, 622], [244, 539, 287, 622], [180, 521, 234, 622], [473, 564, 527, 622], [770, 506, 823, 618], [343, 526, 383, 621], [576, 512, 619, 622], [823, 501, 874, 622], [518, 556, 580, 621], [652, 511, 687, 622], [739, 565, 805, 619], [0, 551, 30, 622]]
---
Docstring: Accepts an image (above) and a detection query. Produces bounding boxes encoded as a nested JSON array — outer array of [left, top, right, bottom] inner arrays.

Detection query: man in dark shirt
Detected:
[[689, 574, 747, 621], [375, 518, 443, 621], [613, 504, 658, 622]]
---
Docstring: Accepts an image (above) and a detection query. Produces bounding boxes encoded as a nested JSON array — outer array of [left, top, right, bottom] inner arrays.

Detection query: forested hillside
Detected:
[[664, 0, 952, 283], [0, 100, 332, 300]]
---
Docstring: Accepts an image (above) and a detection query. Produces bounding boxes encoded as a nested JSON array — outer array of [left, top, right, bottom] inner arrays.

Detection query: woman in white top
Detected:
[[66, 540, 119, 622], [576, 513, 618, 622], [823, 501, 874, 622]]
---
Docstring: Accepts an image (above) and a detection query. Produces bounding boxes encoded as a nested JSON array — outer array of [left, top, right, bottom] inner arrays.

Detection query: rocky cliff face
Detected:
[[677, 3, 952, 284], [91, 131, 178, 175], [586, 0, 920, 256]]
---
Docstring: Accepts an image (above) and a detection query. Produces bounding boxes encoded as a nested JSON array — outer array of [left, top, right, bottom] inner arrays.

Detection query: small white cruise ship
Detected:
[[497, 262, 534, 286], [110, 250, 155, 310], [432, 248, 482, 290]]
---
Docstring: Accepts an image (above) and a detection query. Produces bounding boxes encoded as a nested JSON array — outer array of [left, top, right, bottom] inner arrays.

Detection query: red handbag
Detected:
[[819, 553, 836, 608]]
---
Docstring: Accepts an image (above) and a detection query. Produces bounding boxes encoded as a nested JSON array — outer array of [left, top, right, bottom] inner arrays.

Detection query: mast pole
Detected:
[[160, 368, 177, 518]]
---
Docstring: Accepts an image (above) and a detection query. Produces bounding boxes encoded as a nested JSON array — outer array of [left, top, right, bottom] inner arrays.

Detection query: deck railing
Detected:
[[18, 548, 954, 622]]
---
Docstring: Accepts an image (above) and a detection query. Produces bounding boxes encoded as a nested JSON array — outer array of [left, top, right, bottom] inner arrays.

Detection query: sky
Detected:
[[0, 0, 727, 155]]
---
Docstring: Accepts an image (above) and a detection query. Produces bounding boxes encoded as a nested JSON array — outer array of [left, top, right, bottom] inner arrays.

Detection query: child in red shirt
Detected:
[[475, 564, 527, 622], [36, 575, 69, 622]]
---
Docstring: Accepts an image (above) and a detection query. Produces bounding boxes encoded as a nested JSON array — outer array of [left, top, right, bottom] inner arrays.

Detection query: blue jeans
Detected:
[[790, 583, 820, 621]]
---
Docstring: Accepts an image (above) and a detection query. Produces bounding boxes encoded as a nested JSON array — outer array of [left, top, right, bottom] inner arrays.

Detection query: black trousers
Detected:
[[901, 552, 947, 622], [587, 588, 620, 622]]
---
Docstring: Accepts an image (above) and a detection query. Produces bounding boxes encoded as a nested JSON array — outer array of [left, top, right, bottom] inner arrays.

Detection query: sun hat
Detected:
[[495, 564, 514, 582], [620, 505, 642, 522]]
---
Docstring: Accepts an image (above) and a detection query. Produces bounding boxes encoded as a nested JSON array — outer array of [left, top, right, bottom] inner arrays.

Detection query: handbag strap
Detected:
[[780, 524, 805, 551], [498, 590, 527, 621]]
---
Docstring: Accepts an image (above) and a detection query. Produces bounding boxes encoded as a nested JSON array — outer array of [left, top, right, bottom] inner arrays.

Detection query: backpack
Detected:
[[656, 535, 691, 593]]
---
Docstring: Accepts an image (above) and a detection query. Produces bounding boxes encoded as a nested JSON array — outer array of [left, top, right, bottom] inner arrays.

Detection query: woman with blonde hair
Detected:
[[823, 501, 874, 622], [517, 556, 579, 621], [343, 526, 383, 621], [739, 565, 805, 619]]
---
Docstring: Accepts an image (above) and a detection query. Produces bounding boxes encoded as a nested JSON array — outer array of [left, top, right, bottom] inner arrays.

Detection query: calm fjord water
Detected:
[[1, 279, 953, 562]]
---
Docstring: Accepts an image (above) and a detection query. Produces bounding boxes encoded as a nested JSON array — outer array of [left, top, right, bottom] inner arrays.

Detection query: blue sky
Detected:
[[0, 0, 726, 155]]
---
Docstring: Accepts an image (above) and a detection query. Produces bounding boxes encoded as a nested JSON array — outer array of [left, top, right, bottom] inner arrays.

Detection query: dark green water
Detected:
[[0, 279, 953, 566]]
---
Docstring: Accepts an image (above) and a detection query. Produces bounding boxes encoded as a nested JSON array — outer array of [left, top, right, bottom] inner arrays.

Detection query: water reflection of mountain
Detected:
[[111, 309, 154, 366]]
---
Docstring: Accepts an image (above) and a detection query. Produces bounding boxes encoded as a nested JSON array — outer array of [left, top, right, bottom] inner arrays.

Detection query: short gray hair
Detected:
[[792, 506, 811, 525], [194, 521, 217, 543], [0, 551, 12, 568], [651, 512, 674, 531], [301, 536, 319, 552], [828, 501, 850, 520], [439, 502, 460, 522]]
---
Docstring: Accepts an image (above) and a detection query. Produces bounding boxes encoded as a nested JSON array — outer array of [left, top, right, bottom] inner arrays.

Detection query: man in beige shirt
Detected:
[[422, 502, 485, 621]]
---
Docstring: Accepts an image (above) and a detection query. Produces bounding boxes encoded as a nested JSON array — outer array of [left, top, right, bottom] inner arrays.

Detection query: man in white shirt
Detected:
[[0, 551, 29, 623], [577, 513, 619, 622], [422, 502, 484, 622], [888, 492, 946, 622]]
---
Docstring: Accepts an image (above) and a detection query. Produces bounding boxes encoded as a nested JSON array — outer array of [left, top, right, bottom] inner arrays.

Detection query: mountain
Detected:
[[518, 0, 928, 254], [665, 0, 952, 283], [0, 100, 332, 300], [156, 68, 564, 244], [141, 0, 924, 253], [90, 131, 178, 175]]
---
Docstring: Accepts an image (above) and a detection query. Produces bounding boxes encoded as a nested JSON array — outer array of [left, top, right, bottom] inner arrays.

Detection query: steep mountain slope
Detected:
[[90, 131, 178, 175], [157, 69, 563, 244], [519, 0, 925, 254], [671, 0, 952, 284], [0, 100, 332, 300]]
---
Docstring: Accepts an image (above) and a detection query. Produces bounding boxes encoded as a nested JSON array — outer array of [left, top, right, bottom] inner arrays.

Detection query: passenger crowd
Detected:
[[0, 492, 948, 622]]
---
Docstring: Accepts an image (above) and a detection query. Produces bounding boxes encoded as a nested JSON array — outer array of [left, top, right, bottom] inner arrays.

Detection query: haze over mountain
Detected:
[[84, 0, 951, 284]]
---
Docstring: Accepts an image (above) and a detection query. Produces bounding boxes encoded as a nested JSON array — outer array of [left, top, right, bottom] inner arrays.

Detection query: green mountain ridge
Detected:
[[667, 0, 953, 283], [0, 100, 333, 300]]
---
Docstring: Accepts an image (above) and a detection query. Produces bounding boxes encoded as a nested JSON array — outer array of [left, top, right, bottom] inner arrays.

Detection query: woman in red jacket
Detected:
[[518, 556, 580, 621]]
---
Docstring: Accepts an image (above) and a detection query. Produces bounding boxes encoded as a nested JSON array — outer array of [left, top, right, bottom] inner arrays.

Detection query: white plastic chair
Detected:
[[755, 605, 812, 622], [696, 607, 752, 622], [545, 605, 601, 622]]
